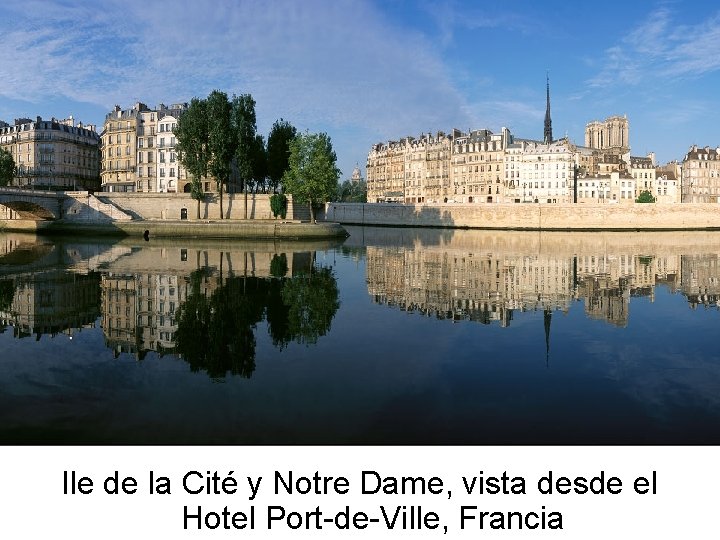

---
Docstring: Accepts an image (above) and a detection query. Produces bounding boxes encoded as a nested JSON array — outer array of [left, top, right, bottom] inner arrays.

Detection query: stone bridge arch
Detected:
[[0, 190, 62, 220]]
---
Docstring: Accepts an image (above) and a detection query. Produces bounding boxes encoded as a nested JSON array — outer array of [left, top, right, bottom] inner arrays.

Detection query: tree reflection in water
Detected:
[[174, 258, 339, 379], [0, 279, 14, 312]]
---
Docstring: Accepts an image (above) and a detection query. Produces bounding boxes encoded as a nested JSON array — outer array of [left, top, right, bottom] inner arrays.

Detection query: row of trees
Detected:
[[175, 90, 341, 222]]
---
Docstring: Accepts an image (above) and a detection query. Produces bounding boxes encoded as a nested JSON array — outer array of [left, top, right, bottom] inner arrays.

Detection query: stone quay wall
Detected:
[[0, 219, 348, 240], [325, 202, 720, 230], [98, 192, 310, 221]]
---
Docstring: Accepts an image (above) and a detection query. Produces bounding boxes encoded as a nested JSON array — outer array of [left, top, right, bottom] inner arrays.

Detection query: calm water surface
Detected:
[[1, 226, 720, 444]]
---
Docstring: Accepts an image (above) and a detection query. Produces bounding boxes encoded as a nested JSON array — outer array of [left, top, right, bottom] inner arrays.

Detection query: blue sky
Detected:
[[1, 0, 719, 178]]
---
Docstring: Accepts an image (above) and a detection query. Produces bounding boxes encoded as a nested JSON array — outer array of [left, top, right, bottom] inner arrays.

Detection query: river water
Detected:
[[1, 226, 719, 444]]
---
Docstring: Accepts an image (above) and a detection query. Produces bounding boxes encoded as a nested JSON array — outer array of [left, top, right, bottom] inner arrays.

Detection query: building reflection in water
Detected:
[[3, 230, 720, 376], [0, 270, 100, 339], [96, 245, 339, 378], [363, 229, 717, 331]]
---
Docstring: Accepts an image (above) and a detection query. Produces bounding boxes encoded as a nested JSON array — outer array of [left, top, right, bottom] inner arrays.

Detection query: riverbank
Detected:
[[325, 202, 720, 230], [0, 218, 349, 240]]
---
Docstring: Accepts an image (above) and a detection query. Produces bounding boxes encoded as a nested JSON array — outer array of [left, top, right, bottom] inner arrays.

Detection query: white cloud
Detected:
[[0, 0, 479, 175], [589, 6, 720, 86]]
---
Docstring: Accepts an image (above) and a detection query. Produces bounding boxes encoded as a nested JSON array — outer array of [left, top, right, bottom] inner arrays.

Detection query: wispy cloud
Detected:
[[420, 0, 533, 47], [589, 6, 720, 86], [0, 0, 477, 174], [0, 0, 470, 131]]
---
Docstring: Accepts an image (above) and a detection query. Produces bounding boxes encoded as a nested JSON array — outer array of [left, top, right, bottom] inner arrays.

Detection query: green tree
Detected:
[[207, 90, 235, 219], [636, 190, 656, 203], [266, 119, 297, 193], [269, 193, 287, 219], [336, 179, 367, 202], [250, 134, 267, 193], [231, 94, 257, 219], [282, 131, 340, 223], [188, 177, 205, 219], [0, 147, 15, 187], [175, 97, 210, 219]]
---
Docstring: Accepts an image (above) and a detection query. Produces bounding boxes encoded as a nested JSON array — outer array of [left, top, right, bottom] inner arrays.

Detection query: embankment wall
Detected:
[[325, 202, 720, 230], [99, 193, 310, 221]]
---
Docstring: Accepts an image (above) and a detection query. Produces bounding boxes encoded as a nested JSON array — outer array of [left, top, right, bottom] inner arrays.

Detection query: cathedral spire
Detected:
[[544, 73, 553, 144], [544, 307, 552, 367]]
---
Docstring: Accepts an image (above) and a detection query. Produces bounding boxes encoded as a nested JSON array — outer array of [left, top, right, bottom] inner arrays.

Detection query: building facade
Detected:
[[101, 102, 189, 193], [452, 128, 509, 203], [366, 139, 406, 203], [681, 145, 720, 203], [629, 154, 656, 198], [576, 171, 636, 203], [0, 116, 100, 190], [504, 139, 576, 204]]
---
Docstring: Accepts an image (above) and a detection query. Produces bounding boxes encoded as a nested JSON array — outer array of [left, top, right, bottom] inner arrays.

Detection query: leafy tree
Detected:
[[282, 132, 341, 223], [269, 193, 287, 219], [175, 98, 210, 219], [0, 147, 15, 187], [266, 119, 297, 193], [636, 190, 656, 203], [250, 134, 267, 193], [189, 177, 205, 219], [231, 94, 257, 219], [336, 179, 367, 202], [207, 90, 235, 219]]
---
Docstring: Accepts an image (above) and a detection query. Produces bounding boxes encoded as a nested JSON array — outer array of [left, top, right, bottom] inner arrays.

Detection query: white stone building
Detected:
[[0, 116, 100, 190], [681, 145, 720, 203], [504, 139, 575, 204]]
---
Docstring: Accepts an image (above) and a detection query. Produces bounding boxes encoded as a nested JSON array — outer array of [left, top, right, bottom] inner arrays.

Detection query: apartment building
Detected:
[[366, 139, 407, 203], [629, 154, 656, 198], [101, 102, 188, 193], [405, 132, 452, 204], [0, 116, 100, 190], [452, 128, 510, 203], [576, 172, 636, 203], [504, 139, 575, 204], [681, 145, 720, 203]]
